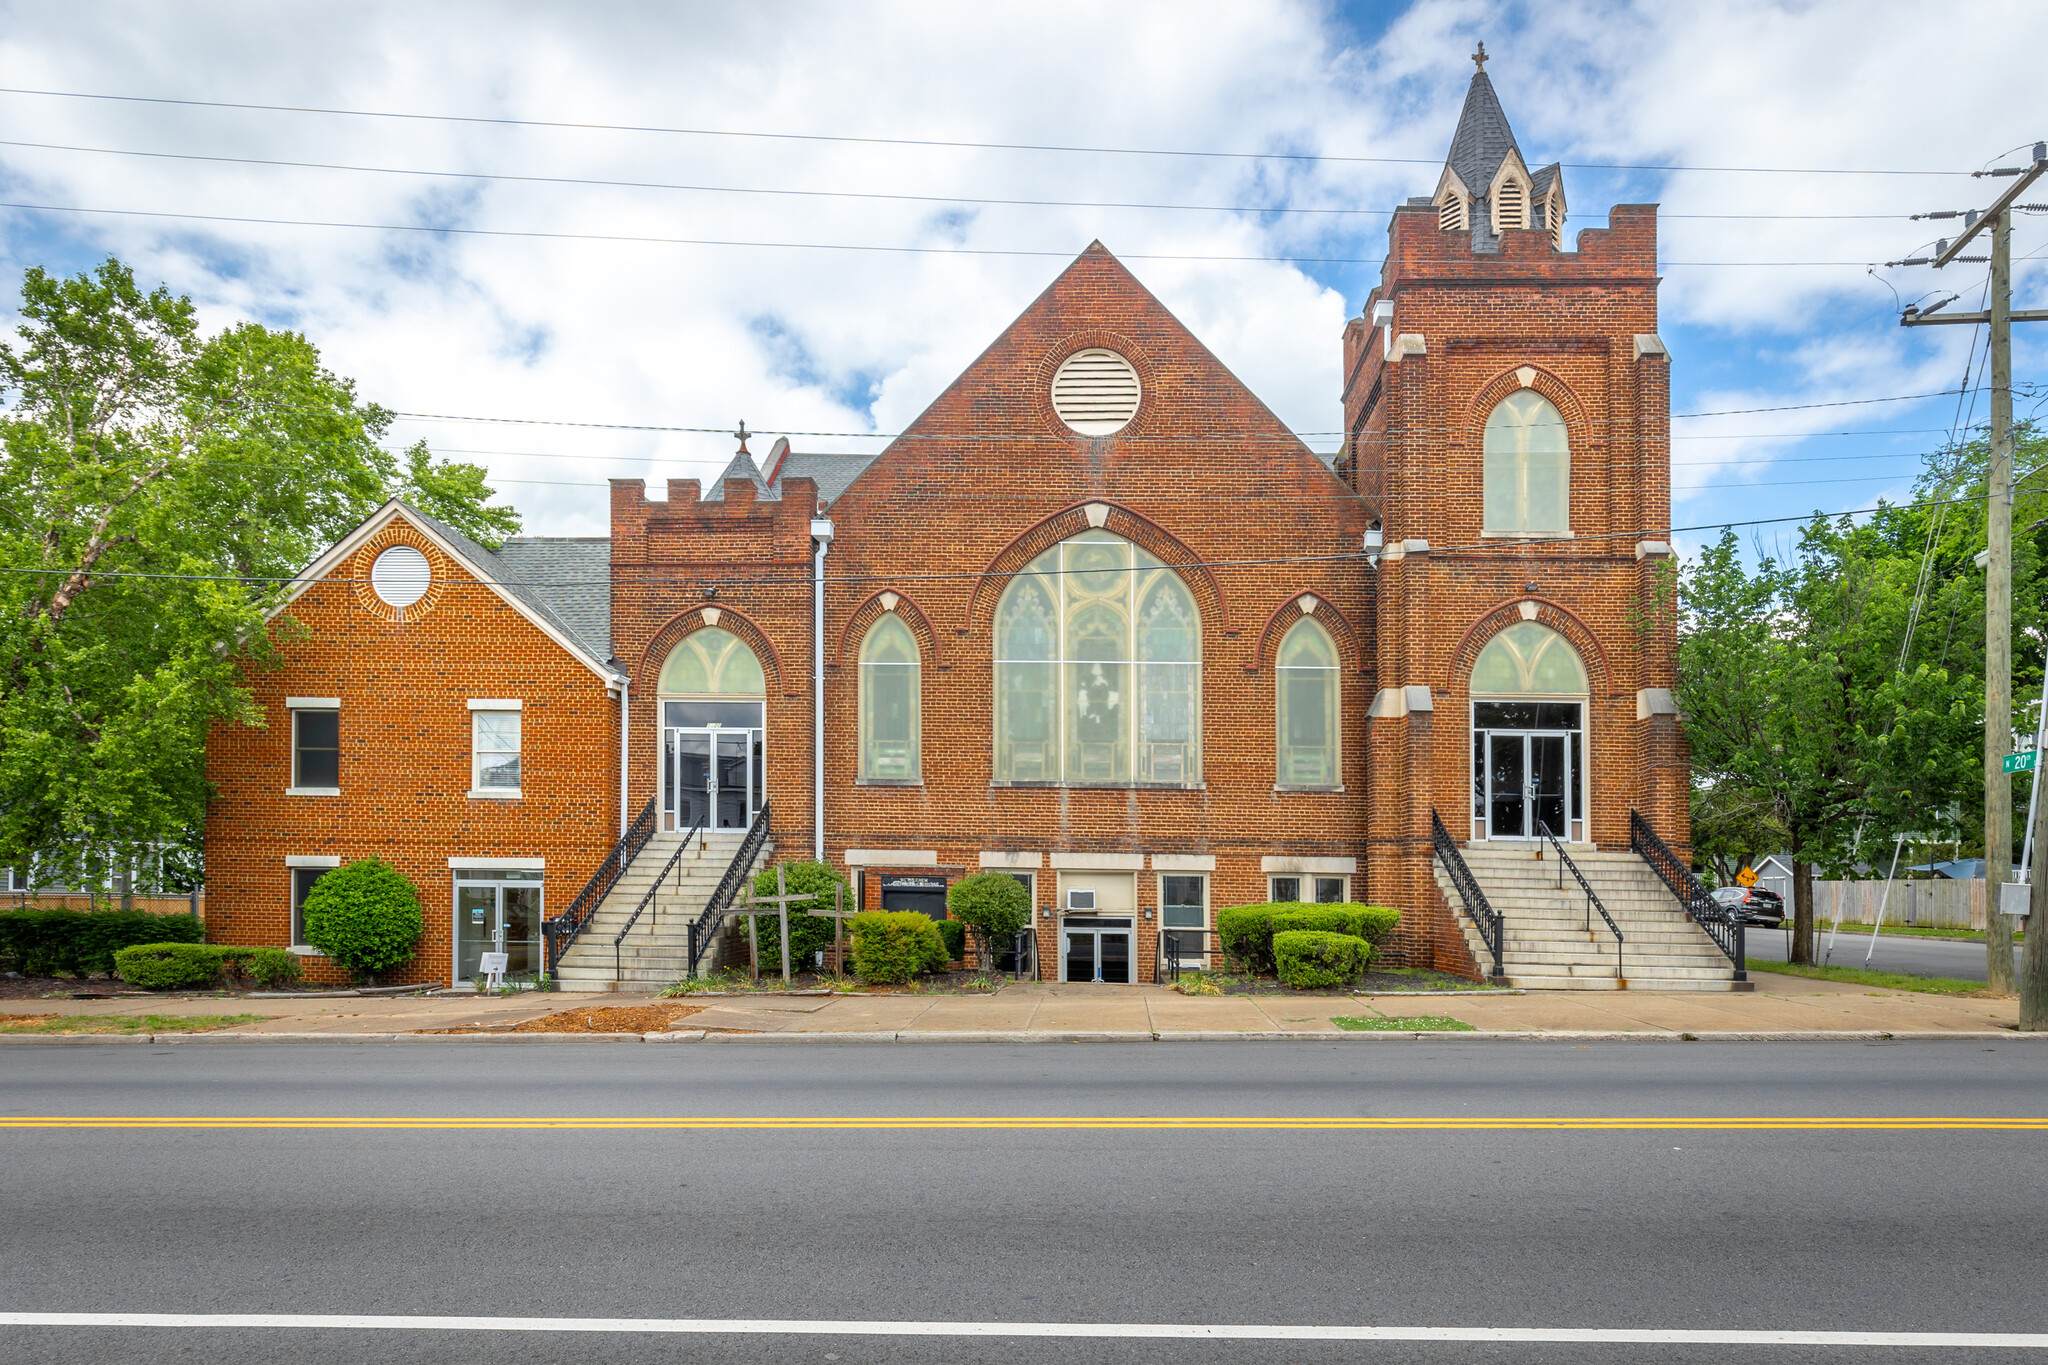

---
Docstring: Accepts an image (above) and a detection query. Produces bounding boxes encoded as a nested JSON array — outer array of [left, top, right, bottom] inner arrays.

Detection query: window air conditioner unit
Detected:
[[1066, 889, 1096, 912]]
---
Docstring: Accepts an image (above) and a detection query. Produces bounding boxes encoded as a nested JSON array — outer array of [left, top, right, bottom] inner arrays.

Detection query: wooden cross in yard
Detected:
[[743, 865, 846, 984]]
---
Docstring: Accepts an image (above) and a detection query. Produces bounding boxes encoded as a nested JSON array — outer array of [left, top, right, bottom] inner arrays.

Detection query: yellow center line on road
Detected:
[[0, 1115, 2044, 1131]]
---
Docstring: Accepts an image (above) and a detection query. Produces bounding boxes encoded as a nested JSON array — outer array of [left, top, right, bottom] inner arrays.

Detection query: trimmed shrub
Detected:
[[1216, 904, 1283, 974], [848, 910, 946, 985], [932, 917, 967, 964], [1269, 904, 1402, 946], [300, 858, 423, 984], [113, 943, 305, 991], [1220, 903, 1402, 975], [0, 909, 204, 978], [1273, 931, 1372, 989], [946, 872, 1030, 971], [749, 861, 852, 973]]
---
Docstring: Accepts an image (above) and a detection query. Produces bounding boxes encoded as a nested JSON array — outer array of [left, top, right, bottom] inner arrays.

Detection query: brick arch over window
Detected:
[[1450, 599, 1615, 700], [835, 590, 944, 670], [640, 606, 786, 696], [964, 500, 1228, 634], [1035, 329, 1159, 442], [1247, 593, 1366, 674], [1463, 364, 1589, 443], [347, 519, 452, 624]]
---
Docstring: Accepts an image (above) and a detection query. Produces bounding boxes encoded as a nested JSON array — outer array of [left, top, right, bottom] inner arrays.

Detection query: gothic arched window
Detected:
[[993, 533, 1200, 785], [657, 627, 764, 696], [858, 613, 921, 781], [1275, 618, 1340, 788], [1483, 390, 1571, 535]]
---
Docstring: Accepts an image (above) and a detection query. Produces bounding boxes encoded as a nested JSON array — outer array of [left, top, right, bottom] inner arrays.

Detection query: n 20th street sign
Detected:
[[2006, 750, 2040, 774]]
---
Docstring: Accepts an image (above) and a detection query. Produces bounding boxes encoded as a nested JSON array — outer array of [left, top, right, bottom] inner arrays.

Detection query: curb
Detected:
[[0, 1028, 2035, 1045]]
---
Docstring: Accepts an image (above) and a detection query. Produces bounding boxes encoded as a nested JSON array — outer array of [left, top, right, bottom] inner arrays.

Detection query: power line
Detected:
[[0, 140, 1927, 222], [0, 87, 1983, 177], [0, 199, 1897, 269]]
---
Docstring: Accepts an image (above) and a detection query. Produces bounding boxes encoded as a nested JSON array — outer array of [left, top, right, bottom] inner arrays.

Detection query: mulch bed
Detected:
[[419, 1004, 706, 1035], [1189, 968, 1497, 996]]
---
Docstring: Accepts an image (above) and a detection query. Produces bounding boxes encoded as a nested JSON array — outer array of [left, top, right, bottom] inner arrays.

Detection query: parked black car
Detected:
[[1710, 885, 1787, 927]]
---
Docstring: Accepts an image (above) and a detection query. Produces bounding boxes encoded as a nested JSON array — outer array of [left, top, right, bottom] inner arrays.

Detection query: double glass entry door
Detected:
[[454, 871, 541, 984], [663, 726, 762, 830], [1482, 731, 1569, 839], [1062, 918, 1133, 983]]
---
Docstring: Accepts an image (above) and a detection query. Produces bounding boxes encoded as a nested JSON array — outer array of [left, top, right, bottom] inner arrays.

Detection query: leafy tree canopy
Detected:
[[0, 258, 519, 876]]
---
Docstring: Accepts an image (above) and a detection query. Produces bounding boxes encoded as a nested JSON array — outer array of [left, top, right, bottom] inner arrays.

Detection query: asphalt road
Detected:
[[1746, 924, 2019, 982], [2, 1040, 2045, 1365]]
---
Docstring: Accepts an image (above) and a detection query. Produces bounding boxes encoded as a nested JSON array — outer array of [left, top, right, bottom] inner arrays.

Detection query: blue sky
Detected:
[[1, 0, 2043, 549]]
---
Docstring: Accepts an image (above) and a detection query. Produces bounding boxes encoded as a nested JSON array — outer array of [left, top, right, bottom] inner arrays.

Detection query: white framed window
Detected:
[[287, 699, 340, 795], [993, 533, 1200, 786], [1275, 618, 1340, 788], [1269, 875, 1348, 904], [858, 614, 921, 781], [469, 701, 522, 795], [287, 857, 340, 949], [1159, 873, 1208, 966], [1483, 390, 1570, 535]]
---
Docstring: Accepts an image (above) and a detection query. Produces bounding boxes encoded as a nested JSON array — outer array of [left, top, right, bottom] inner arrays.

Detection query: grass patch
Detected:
[[1815, 924, 2020, 944], [1332, 1014, 1477, 1032], [1746, 959, 1990, 996], [0, 1013, 266, 1035]]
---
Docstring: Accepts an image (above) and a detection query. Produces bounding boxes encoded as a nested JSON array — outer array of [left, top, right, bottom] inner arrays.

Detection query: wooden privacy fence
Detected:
[[1808, 879, 1985, 931], [4, 892, 206, 918]]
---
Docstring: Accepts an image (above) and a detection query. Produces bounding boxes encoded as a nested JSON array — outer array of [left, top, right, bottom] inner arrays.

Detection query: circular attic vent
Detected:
[[370, 544, 431, 608], [1050, 348, 1141, 435]]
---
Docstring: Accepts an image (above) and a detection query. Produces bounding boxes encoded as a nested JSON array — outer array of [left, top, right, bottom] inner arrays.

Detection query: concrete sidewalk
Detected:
[[0, 972, 2026, 1039]]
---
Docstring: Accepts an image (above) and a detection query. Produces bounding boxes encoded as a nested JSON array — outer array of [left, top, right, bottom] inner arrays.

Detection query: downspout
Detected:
[[809, 514, 835, 862], [617, 675, 630, 837]]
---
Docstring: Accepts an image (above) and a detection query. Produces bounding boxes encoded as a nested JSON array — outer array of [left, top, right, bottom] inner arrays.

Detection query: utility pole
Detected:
[[1899, 141, 2046, 1008]]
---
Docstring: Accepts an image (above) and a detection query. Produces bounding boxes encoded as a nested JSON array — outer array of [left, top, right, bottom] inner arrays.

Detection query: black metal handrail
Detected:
[[1432, 808, 1504, 980], [1536, 819, 1624, 982], [613, 817, 708, 981], [541, 795, 657, 976], [1159, 928, 1218, 982], [686, 801, 773, 978], [1631, 809, 1746, 980]]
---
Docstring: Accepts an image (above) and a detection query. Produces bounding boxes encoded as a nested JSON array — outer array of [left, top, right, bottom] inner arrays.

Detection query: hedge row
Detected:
[[113, 942, 303, 991], [1216, 903, 1400, 975], [0, 909, 205, 978]]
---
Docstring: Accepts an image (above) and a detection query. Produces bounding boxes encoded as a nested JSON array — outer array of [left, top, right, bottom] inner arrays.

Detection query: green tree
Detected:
[[0, 258, 519, 876], [945, 871, 1031, 978]]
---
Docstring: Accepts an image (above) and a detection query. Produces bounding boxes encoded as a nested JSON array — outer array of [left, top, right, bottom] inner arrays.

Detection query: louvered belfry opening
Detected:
[[1051, 348, 1141, 435], [1494, 177, 1527, 233], [1438, 195, 1467, 232]]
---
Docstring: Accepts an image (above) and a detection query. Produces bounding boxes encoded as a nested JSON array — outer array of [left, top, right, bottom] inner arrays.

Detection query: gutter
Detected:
[[809, 515, 835, 862]]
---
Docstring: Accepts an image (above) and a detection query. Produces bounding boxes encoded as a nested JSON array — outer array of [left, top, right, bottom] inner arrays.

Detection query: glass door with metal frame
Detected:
[[454, 868, 543, 984], [662, 701, 765, 831], [1473, 701, 1583, 842], [1061, 917, 1133, 983]]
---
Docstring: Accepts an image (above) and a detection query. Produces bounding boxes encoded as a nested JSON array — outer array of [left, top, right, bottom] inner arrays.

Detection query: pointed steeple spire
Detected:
[[1444, 58, 1522, 206], [1432, 48, 1566, 251]]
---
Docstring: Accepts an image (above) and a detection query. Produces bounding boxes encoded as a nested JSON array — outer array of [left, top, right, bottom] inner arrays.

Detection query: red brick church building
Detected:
[[205, 61, 1726, 992]]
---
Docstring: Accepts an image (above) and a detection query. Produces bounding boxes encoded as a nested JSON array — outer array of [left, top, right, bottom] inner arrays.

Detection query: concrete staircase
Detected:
[[553, 826, 769, 992], [1435, 842, 1743, 991]]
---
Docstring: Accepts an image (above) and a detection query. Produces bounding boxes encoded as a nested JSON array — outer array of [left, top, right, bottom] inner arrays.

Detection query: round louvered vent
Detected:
[[1050, 349, 1140, 435], [370, 545, 431, 607]]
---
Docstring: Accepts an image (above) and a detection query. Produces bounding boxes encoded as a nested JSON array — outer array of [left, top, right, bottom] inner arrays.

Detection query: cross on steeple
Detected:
[[1472, 41, 1488, 71], [733, 420, 751, 454]]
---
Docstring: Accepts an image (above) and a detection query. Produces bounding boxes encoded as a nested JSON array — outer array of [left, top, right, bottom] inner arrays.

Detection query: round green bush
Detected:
[[1216, 904, 1283, 973], [1270, 904, 1402, 945], [847, 910, 946, 985], [748, 861, 851, 973], [1273, 930, 1371, 989], [300, 858, 423, 984], [946, 872, 1030, 970]]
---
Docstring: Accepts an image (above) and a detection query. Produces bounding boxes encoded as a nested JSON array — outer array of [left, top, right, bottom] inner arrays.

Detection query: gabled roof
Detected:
[[274, 499, 623, 684]]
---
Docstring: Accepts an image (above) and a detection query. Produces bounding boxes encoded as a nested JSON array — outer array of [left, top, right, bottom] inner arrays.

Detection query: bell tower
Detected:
[[1341, 51, 1686, 977]]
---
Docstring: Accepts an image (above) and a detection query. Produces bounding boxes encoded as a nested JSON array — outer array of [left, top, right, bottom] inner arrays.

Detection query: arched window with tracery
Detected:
[[858, 613, 921, 781], [993, 533, 1200, 785], [1483, 390, 1570, 535], [1275, 618, 1340, 788]]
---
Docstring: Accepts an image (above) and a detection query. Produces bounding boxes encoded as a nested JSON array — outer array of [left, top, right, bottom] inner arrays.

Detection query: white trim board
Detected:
[[447, 857, 545, 870]]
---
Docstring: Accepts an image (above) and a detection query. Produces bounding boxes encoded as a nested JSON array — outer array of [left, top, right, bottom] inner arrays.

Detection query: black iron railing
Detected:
[[1536, 819, 1623, 982], [542, 796, 657, 976], [1432, 808, 1504, 980], [686, 802, 773, 978], [1159, 928, 1218, 982], [1631, 809, 1746, 980], [613, 817, 708, 981]]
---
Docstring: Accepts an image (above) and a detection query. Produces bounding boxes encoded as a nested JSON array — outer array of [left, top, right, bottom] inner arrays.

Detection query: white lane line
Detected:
[[1, 1314, 2045, 1346]]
